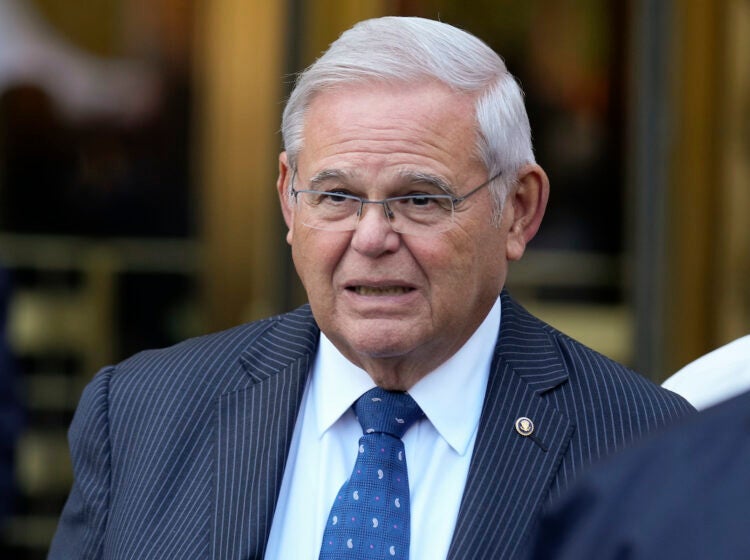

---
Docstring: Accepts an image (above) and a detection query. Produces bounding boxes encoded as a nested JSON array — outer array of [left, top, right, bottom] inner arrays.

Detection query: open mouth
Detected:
[[348, 286, 414, 296]]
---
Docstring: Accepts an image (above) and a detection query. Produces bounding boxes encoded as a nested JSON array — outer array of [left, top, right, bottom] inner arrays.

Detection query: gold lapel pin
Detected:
[[515, 416, 534, 437]]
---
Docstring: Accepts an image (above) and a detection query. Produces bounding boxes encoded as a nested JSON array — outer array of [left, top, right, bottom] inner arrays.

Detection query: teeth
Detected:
[[353, 286, 410, 296]]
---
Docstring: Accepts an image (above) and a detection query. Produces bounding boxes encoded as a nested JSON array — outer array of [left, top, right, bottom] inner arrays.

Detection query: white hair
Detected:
[[281, 16, 535, 214]]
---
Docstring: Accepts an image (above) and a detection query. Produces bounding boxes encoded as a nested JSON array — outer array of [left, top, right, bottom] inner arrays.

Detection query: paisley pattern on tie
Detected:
[[320, 387, 424, 559]]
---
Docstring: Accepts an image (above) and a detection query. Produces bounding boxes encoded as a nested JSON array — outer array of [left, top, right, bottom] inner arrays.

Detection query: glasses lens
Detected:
[[388, 195, 454, 235], [295, 191, 360, 231], [293, 190, 455, 235]]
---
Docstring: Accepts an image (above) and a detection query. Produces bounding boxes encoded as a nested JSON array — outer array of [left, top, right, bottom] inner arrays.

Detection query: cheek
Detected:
[[291, 230, 347, 290], [474, 227, 506, 275], [432, 227, 506, 295], [477, 245, 507, 295], [410, 234, 481, 295]]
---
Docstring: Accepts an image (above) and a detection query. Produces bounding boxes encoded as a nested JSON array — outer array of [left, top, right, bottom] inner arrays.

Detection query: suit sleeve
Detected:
[[48, 367, 115, 559]]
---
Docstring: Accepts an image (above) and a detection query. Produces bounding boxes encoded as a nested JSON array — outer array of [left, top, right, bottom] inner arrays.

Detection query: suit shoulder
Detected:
[[105, 305, 317, 391], [500, 292, 693, 419], [553, 324, 693, 417], [594, 388, 750, 479]]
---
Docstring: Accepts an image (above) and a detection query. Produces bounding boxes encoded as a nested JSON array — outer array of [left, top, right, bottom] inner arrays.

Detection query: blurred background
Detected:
[[0, 0, 747, 556]]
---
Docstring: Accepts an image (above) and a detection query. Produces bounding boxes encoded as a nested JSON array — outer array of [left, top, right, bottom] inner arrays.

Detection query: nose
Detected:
[[350, 201, 401, 256]]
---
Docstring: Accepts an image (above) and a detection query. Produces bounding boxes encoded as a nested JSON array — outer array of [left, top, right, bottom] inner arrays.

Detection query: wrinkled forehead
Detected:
[[299, 80, 481, 153], [292, 82, 487, 193]]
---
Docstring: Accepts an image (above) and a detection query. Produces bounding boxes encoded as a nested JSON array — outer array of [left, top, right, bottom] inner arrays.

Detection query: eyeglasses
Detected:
[[289, 172, 501, 236]]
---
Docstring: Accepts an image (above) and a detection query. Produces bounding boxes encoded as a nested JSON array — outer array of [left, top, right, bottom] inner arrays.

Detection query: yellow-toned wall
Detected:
[[666, 0, 750, 372]]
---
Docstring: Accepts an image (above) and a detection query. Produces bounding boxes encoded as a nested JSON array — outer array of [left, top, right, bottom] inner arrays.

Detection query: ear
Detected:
[[505, 163, 549, 261], [277, 152, 295, 245]]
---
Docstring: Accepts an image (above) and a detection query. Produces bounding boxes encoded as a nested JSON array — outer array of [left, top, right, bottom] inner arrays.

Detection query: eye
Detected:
[[396, 194, 452, 211], [409, 195, 432, 207], [321, 191, 349, 203], [309, 189, 358, 208]]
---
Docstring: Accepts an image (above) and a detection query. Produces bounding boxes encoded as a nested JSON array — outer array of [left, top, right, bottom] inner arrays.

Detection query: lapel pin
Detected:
[[515, 416, 534, 437]]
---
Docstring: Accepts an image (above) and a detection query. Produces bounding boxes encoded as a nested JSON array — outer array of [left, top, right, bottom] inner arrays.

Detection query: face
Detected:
[[278, 82, 537, 386]]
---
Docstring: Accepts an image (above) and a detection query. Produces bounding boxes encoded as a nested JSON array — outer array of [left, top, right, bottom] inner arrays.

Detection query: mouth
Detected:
[[347, 286, 415, 296]]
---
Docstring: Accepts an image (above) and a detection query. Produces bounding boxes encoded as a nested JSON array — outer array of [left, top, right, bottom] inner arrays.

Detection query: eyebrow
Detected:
[[398, 171, 454, 195], [307, 169, 455, 196], [308, 169, 350, 186]]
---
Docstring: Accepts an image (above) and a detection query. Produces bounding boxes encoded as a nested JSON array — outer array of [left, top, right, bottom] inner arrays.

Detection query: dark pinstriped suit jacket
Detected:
[[49, 291, 693, 559]]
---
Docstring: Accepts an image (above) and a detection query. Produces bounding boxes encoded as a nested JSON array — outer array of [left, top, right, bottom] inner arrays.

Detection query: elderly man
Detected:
[[49, 16, 692, 560]]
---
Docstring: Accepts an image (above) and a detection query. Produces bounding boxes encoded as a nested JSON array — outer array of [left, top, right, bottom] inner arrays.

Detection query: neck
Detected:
[[364, 366, 427, 392], [344, 342, 467, 391]]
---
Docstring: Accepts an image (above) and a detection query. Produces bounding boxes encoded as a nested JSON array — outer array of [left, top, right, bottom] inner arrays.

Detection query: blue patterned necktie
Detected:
[[319, 387, 424, 559]]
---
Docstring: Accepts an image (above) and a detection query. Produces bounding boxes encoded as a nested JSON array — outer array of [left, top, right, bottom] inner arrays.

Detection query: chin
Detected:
[[323, 312, 433, 360], [344, 329, 421, 360]]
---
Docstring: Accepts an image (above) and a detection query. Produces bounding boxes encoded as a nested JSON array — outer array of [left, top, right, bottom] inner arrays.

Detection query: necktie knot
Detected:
[[354, 387, 424, 439]]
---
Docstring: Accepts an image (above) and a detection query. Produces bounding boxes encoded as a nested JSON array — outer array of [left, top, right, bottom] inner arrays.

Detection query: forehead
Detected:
[[298, 82, 483, 184]]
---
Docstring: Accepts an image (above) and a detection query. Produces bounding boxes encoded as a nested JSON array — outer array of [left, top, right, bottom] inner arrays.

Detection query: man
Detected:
[[529, 388, 750, 559], [48, 17, 693, 559]]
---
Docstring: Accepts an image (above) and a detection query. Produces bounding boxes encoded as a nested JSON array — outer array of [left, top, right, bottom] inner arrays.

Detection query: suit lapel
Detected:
[[212, 307, 319, 560], [447, 292, 575, 560]]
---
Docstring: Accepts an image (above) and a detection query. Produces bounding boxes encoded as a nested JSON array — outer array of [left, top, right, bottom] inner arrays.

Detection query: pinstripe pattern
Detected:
[[446, 294, 693, 560], [48, 292, 693, 559]]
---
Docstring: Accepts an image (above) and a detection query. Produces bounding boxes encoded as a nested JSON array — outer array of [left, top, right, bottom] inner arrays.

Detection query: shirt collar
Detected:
[[311, 298, 501, 455], [312, 334, 375, 437], [408, 299, 499, 455]]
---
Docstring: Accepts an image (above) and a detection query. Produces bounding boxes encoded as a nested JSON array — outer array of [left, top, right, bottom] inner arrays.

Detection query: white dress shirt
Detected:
[[265, 298, 500, 559], [662, 334, 750, 410]]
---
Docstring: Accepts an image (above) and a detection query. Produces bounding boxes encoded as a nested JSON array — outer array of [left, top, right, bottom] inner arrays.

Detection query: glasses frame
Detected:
[[289, 171, 502, 235]]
